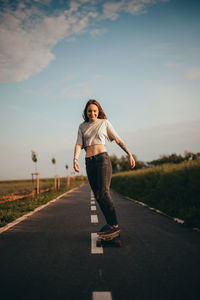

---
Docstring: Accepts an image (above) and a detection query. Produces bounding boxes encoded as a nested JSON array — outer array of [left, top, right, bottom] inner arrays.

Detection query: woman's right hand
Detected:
[[129, 154, 135, 169], [73, 160, 80, 173]]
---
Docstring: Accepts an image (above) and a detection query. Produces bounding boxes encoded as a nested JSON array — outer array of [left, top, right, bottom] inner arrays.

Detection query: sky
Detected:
[[0, 0, 200, 180]]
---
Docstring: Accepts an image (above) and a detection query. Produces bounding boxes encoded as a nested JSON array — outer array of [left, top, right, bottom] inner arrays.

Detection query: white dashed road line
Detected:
[[91, 233, 103, 254], [91, 215, 99, 223], [92, 291, 112, 300], [90, 191, 112, 298]]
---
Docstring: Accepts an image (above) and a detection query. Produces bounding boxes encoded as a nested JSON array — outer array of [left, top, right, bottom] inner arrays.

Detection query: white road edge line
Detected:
[[91, 205, 96, 211], [173, 218, 184, 224], [91, 215, 99, 223], [91, 201, 95, 205], [0, 186, 81, 234], [91, 233, 103, 254], [92, 291, 112, 300], [124, 196, 185, 225]]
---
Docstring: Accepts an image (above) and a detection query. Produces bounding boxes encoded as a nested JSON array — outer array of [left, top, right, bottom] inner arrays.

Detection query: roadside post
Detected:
[[54, 176, 57, 191], [66, 176, 70, 187], [58, 176, 60, 190], [31, 172, 40, 198]]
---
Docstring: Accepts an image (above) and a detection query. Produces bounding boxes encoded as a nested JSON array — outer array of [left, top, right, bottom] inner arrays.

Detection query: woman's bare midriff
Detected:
[[85, 144, 107, 158]]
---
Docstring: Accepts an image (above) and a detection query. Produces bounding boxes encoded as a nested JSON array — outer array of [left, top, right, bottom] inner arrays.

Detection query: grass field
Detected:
[[111, 160, 200, 228], [0, 176, 86, 228], [0, 177, 82, 195]]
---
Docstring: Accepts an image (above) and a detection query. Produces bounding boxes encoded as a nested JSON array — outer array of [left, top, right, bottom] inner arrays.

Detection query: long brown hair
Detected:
[[83, 99, 107, 122]]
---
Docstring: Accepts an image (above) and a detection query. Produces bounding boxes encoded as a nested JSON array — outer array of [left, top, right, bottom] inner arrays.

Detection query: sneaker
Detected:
[[100, 225, 120, 238], [97, 224, 113, 235]]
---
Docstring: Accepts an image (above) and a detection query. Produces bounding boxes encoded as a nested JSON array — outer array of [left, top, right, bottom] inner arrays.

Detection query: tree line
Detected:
[[110, 151, 200, 173]]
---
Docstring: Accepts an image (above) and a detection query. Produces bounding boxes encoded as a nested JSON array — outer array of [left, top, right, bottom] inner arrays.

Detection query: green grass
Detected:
[[0, 177, 77, 195], [0, 178, 84, 228], [111, 160, 200, 228]]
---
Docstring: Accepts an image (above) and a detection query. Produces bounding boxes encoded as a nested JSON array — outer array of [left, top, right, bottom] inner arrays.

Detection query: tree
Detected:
[[110, 153, 145, 173], [118, 155, 130, 172], [195, 152, 200, 160], [118, 154, 145, 171], [65, 164, 69, 176], [65, 164, 69, 186], [184, 151, 200, 161], [31, 150, 38, 173], [109, 154, 120, 173], [148, 151, 200, 166], [149, 153, 182, 166], [51, 157, 57, 174]]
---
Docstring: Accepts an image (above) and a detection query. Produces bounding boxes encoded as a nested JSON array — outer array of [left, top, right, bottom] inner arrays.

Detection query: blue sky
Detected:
[[0, 0, 200, 180]]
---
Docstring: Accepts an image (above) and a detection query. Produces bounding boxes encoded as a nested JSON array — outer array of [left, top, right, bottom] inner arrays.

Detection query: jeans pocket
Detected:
[[98, 153, 109, 162]]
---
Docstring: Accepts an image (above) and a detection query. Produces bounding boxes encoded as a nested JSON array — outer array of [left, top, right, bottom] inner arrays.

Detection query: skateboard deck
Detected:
[[96, 232, 122, 247]]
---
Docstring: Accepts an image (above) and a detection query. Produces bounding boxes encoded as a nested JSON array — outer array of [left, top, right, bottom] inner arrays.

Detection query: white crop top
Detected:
[[75, 119, 120, 149]]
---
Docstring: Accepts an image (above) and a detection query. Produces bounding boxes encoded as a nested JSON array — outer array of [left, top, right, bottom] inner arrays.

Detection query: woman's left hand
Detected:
[[129, 154, 135, 169]]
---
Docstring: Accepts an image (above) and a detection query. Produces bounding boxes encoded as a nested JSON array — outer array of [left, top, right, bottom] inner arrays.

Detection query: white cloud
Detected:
[[101, 0, 170, 20], [102, 1, 123, 20], [0, 2, 98, 82], [89, 28, 107, 37], [0, 12, 67, 82], [0, 0, 170, 83], [125, 2, 145, 14]]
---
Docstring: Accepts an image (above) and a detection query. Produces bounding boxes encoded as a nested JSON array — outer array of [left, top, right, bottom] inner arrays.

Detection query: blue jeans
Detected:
[[85, 152, 118, 226]]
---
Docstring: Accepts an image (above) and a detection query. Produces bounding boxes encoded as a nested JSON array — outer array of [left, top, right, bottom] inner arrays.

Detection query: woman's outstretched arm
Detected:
[[73, 144, 81, 173], [115, 137, 135, 169]]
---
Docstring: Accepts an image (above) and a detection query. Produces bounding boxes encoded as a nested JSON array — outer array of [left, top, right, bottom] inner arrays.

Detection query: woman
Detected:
[[73, 99, 135, 237]]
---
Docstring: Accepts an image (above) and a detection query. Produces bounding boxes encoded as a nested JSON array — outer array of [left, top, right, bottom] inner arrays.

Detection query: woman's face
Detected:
[[87, 104, 99, 122]]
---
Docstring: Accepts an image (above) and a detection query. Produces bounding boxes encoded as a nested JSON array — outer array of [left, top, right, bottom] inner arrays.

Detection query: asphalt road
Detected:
[[0, 182, 200, 300]]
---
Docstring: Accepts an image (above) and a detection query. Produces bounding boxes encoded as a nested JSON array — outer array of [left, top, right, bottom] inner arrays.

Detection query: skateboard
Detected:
[[96, 232, 122, 247]]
